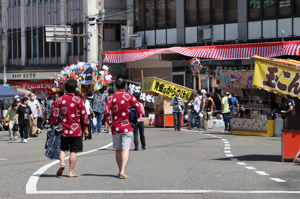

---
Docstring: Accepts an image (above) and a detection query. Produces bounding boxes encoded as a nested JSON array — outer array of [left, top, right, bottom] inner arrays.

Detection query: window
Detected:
[[8, 29, 21, 62], [145, 0, 155, 28], [279, 0, 291, 16], [103, 24, 121, 42], [295, 0, 300, 14], [212, 0, 224, 23], [198, 0, 210, 24], [186, 0, 197, 26], [226, 0, 237, 21], [135, 0, 145, 30], [156, 0, 166, 28], [167, 0, 176, 27], [263, 0, 277, 18]]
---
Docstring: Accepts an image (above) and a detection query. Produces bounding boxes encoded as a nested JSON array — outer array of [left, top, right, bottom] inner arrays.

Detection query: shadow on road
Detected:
[[81, 174, 119, 179], [214, 154, 282, 162]]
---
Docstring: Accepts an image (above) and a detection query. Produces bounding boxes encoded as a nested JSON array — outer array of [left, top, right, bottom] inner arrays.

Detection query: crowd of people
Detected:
[[171, 90, 240, 133]]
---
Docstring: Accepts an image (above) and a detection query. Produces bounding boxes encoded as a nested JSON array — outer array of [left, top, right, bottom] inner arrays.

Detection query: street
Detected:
[[1, 127, 300, 199]]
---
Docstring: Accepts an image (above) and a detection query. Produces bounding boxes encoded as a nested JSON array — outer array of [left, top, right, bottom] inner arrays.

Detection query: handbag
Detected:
[[93, 117, 97, 126], [13, 123, 19, 131]]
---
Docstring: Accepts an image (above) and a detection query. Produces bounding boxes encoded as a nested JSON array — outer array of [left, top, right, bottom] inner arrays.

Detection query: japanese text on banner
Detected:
[[215, 71, 254, 89], [253, 60, 300, 97]]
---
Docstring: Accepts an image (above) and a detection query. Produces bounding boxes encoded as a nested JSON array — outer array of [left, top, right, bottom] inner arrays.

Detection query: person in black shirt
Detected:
[[282, 95, 296, 117], [15, 97, 35, 143]]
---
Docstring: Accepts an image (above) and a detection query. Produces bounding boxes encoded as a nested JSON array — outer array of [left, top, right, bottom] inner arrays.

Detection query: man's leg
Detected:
[[28, 119, 33, 136], [8, 121, 13, 140], [178, 112, 182, 130], [139, 122, 146, 149], [60, 150, 66, 167], [98, 113, 102, 134], [173, 112, 178, 130], [202, 111, 208, 130], [198, 116, 203, 129], [227, 113, 231, 132], [222, 113, 228, 131], [191, 112, 196, 128], [115, 149, 122, 173], [69, 152, 77, 177], [119, 148, 130, 176], [133, 126, 139, 150]]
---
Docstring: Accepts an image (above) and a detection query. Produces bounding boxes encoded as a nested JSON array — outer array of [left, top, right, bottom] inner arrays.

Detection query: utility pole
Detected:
[[98, 22, 103, 78]]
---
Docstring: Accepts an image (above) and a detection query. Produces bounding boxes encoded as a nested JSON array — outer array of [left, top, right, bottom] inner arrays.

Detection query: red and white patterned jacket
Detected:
[[104, 89, 140, 135], [51, 93, 90, 137]]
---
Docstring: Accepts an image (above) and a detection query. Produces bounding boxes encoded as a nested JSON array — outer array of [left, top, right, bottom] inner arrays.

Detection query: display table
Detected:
[[231, 118, 275, 137], [281, 129, 300, 162]]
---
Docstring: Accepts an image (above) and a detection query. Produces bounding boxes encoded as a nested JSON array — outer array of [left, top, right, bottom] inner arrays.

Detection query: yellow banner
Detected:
[[142, 77, 194, 102], [253, 59, 300, 97]]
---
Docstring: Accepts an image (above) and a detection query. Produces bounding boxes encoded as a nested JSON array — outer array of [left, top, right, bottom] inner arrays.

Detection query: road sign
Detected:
[[45, 25, 72, 42]]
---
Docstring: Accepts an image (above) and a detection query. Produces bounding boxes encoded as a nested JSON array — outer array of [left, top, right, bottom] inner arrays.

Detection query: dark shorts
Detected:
[[61, 136, 83, 153]]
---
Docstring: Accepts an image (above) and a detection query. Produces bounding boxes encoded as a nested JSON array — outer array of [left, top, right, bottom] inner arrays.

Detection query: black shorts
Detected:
[[61, 136, 83, 153]]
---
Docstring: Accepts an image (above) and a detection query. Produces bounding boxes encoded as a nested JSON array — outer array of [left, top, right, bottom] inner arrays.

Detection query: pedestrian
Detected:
[[80, 93, 95, 140], [206, 93, 215, 129], [37, 99, 45, 133], [191, 91, 202, 130], [227, 92, 239, 115], [102, 86, 109, 133], [4, 102, 19, 141], [199, 89, 208, 131], [51, 79, 90, 177], [105, 88, 114, 134], [186, 93, 196, 130], [220, 91, 231, 132], [87, 91, 95, 135], [92, 88, 106, 135], [15, 97, 35, 143], [282, 95, 295, 117], [27, 93, 41, 137], [132, 92, 146, 151], [14, 95, 21, 107], [104, 75, 140, 179], [170, 92, 184, 131]]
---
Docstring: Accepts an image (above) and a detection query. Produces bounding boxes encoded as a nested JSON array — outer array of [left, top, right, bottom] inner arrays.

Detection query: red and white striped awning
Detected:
[[103, 41, 300, 63]]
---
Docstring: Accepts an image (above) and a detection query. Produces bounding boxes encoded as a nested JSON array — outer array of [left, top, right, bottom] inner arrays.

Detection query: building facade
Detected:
[[120, 0, 300, 92], [0, 0, 127, 87]]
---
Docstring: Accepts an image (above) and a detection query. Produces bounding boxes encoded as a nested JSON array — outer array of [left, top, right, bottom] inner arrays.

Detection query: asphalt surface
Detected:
[[1, 126, 300, 199]]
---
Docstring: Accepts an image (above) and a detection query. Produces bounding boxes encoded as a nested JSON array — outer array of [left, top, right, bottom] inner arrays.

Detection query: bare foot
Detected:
[[68, 173, 78, 177]]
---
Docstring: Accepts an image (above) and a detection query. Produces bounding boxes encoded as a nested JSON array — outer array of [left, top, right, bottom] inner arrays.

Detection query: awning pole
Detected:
[[198, 73, 201, 90]]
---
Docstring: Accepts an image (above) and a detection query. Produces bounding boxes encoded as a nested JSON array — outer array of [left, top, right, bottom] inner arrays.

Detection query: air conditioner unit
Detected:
[[121, 25, 130, 48], [130, 34, 142, 48], [198, 27, 211, 40]]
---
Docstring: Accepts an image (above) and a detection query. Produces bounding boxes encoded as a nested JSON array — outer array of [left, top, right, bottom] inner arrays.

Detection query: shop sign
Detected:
[[253, 59, 300, 97], [8, 80, 58, 93], [126, 81, 155, 103], [215, 71, 254, 89], [142, 77, 195, 102]]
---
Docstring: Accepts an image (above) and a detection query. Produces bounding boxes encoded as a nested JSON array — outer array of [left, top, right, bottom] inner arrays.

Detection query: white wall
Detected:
[[213, 24, 224, 42], [185, 27, 197, 44], [156, 29, 166, 45], [263, 20, 276, 39], [225, 23, 238, 41], [248, 21, 261, 40]]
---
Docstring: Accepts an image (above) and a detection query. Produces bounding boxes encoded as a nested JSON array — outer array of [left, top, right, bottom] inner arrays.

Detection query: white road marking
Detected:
[[270, 178, 287, 182], [224, 147, 231, 150], [224, 144, 230, 147], [237, 162, 247, 165], [26, 142, 113, 194], [226, 154, 234, 157], [223, 141, 229, 144], [230, 158, 239, 161], [222, 139, 227, 141], [245, 166, 256, 170], [256, 171, 269, 176], [0, 158, 8, 160], [27, 190, 300, 194], [224, 151, 232, 154]]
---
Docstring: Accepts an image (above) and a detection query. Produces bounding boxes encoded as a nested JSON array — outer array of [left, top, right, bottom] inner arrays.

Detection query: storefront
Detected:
[[142, 77, 195, 127]]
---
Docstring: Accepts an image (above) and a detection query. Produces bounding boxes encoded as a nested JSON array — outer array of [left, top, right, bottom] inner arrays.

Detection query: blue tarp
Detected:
[[0, 85, 25, 99]]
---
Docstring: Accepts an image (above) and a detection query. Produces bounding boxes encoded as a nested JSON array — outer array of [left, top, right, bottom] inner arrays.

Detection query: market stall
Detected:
[[252, 56, 300, 161], [215, 69, 275, 137], [142, 77, 195, 127]]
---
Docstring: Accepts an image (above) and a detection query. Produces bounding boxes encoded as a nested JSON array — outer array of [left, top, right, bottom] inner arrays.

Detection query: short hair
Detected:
[[87, 91, 93, 97], [102, 85, 107, 91], [108, 88, 114, 94], [65, 79, 77, 93], [115, 75, 126, 89], [22, 97, 28, 104], [286, 95, 292, 99], [48, 95, 54, 100], [206, 93, 211, 98], [58, 91, 64, 97], [74, 91, 80, 97], [12, 102, 17, 108], [133, 92, 141, 101], [99, 89, 104, 94]]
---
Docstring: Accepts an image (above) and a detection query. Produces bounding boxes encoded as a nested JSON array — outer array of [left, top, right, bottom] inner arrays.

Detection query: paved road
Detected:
[[1, 127, 300, 199]]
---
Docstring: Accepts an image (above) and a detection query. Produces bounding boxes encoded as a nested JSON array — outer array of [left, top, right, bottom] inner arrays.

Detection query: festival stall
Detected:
[[252, 56, 300, 161], [215, 68, 275, 137], [142, 77, 195, 127]]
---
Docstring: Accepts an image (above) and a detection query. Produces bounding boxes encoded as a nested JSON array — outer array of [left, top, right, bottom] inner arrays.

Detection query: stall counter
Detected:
[[281, 129, 300, 162]]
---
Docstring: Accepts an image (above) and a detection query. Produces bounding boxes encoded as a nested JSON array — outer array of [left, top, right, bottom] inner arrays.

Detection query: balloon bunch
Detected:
[[55, 61, 113, 88]]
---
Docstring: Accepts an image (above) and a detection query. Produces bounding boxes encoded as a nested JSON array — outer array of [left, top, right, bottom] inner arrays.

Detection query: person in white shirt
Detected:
[[80, 93, 95, 140], [191, 90, 202, 130], [28, 93, 41, 137]]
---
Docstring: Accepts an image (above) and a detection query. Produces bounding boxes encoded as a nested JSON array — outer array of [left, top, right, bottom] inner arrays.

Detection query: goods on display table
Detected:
[[142, 77, 196, 127]]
